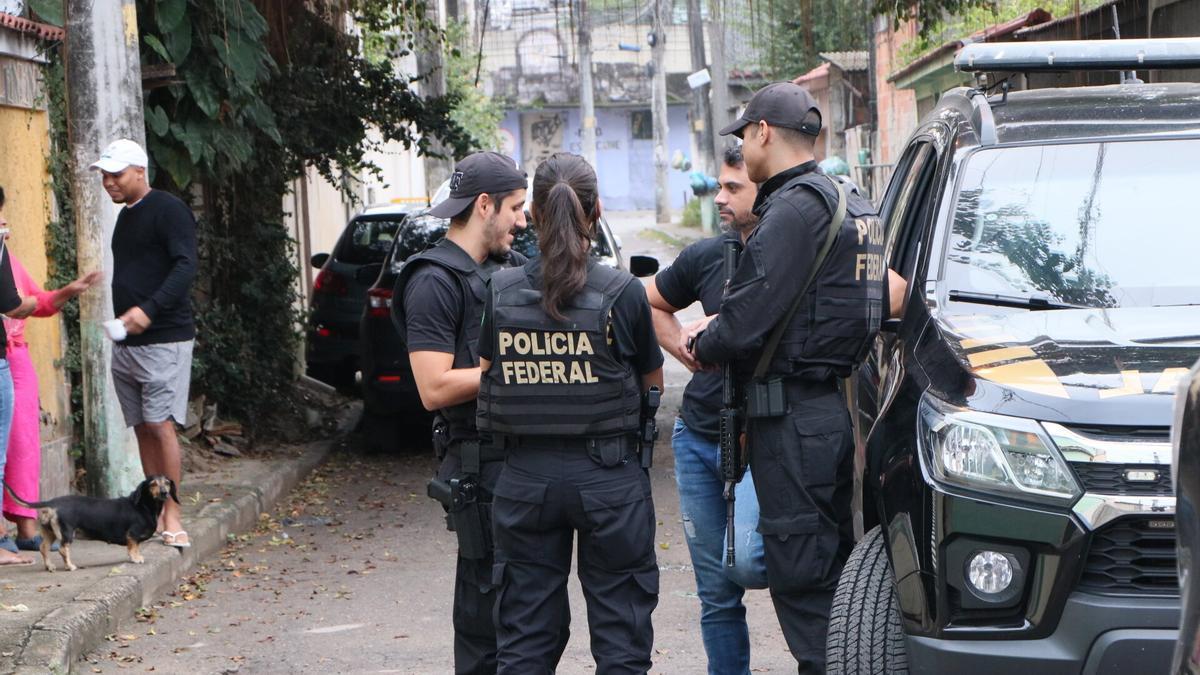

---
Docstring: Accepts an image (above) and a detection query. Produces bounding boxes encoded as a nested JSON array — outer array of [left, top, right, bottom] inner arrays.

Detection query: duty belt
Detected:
[[445, 440, 507, 475], [493, 433, 639, 468]]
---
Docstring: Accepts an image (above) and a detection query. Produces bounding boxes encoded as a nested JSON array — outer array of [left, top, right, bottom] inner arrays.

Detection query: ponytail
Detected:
[[532, 154, 598, 321]]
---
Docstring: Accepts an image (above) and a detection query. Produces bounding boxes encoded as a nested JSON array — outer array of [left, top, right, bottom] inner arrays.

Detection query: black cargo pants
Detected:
[[437, 451, 504, 675], [746, 382, 855, 674], [491, 440, 660, 674]]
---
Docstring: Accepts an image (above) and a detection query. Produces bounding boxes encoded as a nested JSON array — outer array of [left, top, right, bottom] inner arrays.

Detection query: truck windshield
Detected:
[[945, 138, 1200, 309]]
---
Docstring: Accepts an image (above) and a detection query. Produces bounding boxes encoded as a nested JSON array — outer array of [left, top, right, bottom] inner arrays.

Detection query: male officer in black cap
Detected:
[[687, 83, 889, 674], [392, 151, 533, 674]]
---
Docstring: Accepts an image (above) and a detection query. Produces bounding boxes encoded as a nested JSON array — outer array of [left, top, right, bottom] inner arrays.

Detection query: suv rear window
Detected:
[[513, 227, 612, 260], [334, 217, 404, 265], [392, 216, 451, 262], [946, 138, 1200, 308], [390, 218, 613, 265]]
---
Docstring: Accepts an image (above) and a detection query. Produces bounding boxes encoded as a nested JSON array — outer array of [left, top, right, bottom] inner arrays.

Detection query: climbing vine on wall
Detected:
[[41, 48, 84, 458]]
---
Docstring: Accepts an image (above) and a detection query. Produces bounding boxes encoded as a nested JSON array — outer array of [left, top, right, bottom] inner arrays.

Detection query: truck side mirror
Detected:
[[629, 255, 660, 278], [311, 252, 330, 269]]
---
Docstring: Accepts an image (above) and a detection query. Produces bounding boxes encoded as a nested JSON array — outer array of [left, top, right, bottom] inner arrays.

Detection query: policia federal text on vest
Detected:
[[480, 256, 663, 674], [479, 262, 652, 465]]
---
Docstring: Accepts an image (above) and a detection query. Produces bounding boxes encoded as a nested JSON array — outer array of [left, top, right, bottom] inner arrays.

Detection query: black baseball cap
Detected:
[[719, 82, 822, 138], [429, 151, 527, 218]]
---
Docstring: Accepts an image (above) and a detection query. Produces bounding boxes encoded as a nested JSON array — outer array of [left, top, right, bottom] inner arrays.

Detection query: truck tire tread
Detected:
[[826, 525, 908, 675]]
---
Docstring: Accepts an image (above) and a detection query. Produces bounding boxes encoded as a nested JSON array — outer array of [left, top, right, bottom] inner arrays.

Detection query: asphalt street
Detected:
[[83, 212, 795, 674]]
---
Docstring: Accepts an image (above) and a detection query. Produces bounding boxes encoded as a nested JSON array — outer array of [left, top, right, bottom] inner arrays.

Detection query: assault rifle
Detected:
[[718, 238, 747, 568]]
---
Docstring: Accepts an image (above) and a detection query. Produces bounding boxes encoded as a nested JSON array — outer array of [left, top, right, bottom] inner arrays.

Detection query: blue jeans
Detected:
[[0, 360, 13, 493], [672, 418, 768, 675]]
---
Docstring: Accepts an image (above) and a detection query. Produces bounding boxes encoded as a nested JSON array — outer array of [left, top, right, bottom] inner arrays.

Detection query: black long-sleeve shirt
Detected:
[[111, 189, 198, 346], [695, 162, 828, 367], [695, 162, 889, 380], [0, 247, 23, 359]]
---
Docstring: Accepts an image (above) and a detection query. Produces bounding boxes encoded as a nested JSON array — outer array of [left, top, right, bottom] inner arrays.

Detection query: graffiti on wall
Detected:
[[521, 112, 565, 175]]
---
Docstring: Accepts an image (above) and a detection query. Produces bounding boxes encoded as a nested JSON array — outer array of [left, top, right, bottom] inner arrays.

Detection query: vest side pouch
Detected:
[[745, 377, 788, 418]]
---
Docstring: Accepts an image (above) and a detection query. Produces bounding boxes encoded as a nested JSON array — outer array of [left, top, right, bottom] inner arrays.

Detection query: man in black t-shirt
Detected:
[[392, 152, 531, 675], [93, 139, 198, 550], [647, 145, 769, 673]]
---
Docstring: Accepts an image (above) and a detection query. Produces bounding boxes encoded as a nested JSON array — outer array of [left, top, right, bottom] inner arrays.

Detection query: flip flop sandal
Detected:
[[15, 536, 59, 552], [161, 531, 191, 548]]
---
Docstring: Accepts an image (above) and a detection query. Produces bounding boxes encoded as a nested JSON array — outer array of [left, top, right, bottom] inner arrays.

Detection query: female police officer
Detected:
[[476, 152, 664, 674]]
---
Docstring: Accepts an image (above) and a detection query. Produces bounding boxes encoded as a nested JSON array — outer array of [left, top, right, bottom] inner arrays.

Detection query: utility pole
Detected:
[[417, 0, 453, 195], [707, 0, 731, 135], [686, 0, 717, 234], [651, 0, 671, 224], [578, 0, 597, 166], [65, 0, 144, 497]]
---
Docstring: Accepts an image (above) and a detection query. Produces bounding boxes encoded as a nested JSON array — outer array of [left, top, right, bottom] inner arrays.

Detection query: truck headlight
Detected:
[[919, 394, 1081, 504]]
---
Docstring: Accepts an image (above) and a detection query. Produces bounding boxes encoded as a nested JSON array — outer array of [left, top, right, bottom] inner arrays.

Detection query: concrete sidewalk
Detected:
[[606, 209, 707, 253], [0, 404, 358, 675]]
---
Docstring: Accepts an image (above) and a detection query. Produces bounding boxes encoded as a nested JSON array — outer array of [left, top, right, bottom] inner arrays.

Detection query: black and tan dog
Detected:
[[3, 476, 177, 572]]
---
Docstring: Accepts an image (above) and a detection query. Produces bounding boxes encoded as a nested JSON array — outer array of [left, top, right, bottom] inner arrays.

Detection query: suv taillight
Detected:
[[367, 287, 392, 317], [314, 268, 348, 296]]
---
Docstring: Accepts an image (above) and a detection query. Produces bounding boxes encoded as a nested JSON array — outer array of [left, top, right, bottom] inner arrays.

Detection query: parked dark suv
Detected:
[[305, 203, 424, 387], [827, 39, 1200, 675], [357, 208, 645, 450]]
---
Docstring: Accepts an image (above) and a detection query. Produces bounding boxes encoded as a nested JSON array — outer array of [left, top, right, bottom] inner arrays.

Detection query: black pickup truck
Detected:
[[827, 38, 1200, 674]]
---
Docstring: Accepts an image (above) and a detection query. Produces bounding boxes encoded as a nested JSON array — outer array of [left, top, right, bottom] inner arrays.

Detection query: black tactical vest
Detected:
[[393, 239, 524, 443], [760, 172, 885, 380], [477, 261, 643, 438]]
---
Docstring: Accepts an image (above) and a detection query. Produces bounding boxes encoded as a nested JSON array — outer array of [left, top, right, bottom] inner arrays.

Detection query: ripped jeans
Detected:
[[672, 418, 768, 675]]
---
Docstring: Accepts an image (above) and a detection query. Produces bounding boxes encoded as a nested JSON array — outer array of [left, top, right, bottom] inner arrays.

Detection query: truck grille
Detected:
[[1079, 516, 1178, 596], [1069, 462, 1173, 497]]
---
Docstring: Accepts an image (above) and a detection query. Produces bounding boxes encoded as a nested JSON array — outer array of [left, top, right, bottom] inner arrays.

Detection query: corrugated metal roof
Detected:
[[819, 51, 869, 71]]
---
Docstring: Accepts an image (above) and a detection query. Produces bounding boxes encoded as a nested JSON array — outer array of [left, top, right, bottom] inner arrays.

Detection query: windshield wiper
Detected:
[[948, 290, 1085, 311]]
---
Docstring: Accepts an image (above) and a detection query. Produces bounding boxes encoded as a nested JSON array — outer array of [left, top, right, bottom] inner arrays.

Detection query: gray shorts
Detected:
[[112, 340, 194, 427]]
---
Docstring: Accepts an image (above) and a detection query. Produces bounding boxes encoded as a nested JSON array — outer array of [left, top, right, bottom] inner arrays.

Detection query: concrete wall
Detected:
[[0, 52, 73, 500], [499, 104, 693, 212], [360, 133, 428, 208], [481, 18, 697, 77]]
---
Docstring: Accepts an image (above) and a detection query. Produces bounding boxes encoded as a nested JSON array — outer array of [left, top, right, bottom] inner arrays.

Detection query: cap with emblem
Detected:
[[89, 139, 149, 173], [719, 82, 822, 138], [429, 151, 528, 219]]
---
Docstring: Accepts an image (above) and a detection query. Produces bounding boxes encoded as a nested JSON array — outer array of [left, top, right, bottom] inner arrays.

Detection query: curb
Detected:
[[8, 403, 360, 675]]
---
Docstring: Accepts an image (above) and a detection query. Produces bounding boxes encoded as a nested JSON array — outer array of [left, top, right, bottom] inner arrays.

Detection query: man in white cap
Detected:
[[92, 139, 196, 548]]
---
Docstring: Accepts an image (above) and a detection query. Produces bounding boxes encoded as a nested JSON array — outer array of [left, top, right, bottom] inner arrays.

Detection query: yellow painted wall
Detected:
[[0, 105, 69, 440]]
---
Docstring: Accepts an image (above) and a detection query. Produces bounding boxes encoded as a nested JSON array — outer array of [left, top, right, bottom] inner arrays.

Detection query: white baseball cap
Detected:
[[89, 139, 149, 173]]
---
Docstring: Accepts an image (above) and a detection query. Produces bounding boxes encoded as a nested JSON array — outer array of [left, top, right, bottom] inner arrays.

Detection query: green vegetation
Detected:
[[758, 0, 873, 81], [680, 198, 702, 228], [445, 21, 506, 151], [40, 51, 84, 458], [892, 0, 1112, 66], [130, 0, 477, 427]]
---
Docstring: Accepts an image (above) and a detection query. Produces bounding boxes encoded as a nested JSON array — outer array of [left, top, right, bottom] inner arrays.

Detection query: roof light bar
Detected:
[[956, 37, 1200, 73]]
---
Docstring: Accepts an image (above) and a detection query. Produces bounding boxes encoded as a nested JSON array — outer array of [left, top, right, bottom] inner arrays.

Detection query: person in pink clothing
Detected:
[[0, 186, 101, 555]]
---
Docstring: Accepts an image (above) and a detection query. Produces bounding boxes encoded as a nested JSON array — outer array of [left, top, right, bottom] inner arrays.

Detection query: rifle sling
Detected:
[[751, 177, 847, 381]]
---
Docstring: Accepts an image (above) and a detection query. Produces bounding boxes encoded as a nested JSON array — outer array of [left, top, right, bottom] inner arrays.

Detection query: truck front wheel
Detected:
[[826, 525, 908, 675]]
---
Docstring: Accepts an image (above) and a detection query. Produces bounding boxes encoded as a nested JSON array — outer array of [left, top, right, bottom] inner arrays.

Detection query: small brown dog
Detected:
[[3, 476, 177, 571]]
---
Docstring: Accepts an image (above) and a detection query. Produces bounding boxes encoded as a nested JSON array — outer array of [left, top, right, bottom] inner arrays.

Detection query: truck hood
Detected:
[[929, 306, 1200, 427]]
